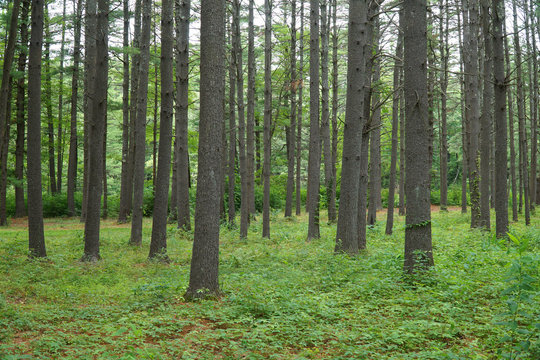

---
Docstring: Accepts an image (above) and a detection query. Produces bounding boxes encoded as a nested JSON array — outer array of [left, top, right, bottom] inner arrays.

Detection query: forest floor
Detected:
[[0, 208, 539, 359]]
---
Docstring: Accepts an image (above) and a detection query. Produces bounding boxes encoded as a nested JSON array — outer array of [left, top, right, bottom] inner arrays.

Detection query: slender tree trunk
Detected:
[[176, 0, 191, 230], [149, 0, 174, 259], [27, 0, 46, 257], [307, 0, 320, 240], [320, 0, 332, 224], [386, 27, 402, 235], [358, 125, 370, 250], [334, 0, 368, 255], [295, 0, 304, 216], [56, 0, 66, 193], [0, 83, 11, 226], [329, 0, 338, 223], [247, 0, 256, 217], [118, 0, 142, 223], [44, 11, 56, 194], [152, 14, 158, 187], [15, 0, 30, 218], [228, 12, 236, 227], [512, 0, 530, 225], [0, 0, 21, 173], [262, 0, 272, 238], [398, 61, 405, 217], [284, 0, 297, 218], [184, 0, 225, 300], [82, 0, 108, 262], [492, 0, 508, 237], [526, 0, 537, 208], [403, 0, 433, 273], [439, 0, 449, 211], [130, 0, 153, 245], [457, 6, 468, 214], [102, 113, 107, 219]]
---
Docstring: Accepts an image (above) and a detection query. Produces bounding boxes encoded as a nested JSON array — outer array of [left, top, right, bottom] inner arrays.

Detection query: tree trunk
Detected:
[[357, 125, 370, 250], [56, 0, 66, 193], [27, 0, 47, 257], [102, 113, 107, 219], [0, 82, 11, 226], [152, 15, 158, 187], [149, 0, 174, 259], [335, 0, 368, 255], [247, 0, 256, 217], [479, 0, 492, 230], [130, 0, 153, 245], [512, 0, 530, 225], [228, 12, 236, 227], [44, 11, 56, 194], [307, 0, 320, 240], [82, 0, 108, 262], [185, 0, 225, 300], [295, 0, 304, 216], [284, 0, 297, 219], [403, 0, 433, 273], [329, 0, 338, 224], [439, 0, 448, 211], [386, 27, 402, 235], [526, 0, 537, 208], [457, 6, 468, 214], [492, 0, 508, 237], [175, 0, 191, 230], [262, 0, 272, 238], [15, 0, 30, 218]]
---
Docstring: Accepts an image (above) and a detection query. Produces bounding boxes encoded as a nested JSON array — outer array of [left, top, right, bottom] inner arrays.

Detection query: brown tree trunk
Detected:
[[247, 0, 256, 217], [262, 0, 272, 238], [44, 11, 56, 194], [56, 0, 66, 194], [329, 0, 338, 223], [320, 0, 332, 223], [439, 0, 449, 211], [295, 1, 304, 216], [526, 0, 537, 208]]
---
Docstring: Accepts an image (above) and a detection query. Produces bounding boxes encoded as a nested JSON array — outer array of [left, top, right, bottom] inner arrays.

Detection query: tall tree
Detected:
[[149, 0, 174, 259], [284, 0, 297, 218], [320, 0, 332, 223], [295, 0, 304, 216], [329, 0, 338, 223], [15, 0, 31, 218], [130, 0, 153, 245], [82, 0, 108, 261], [262, 0, 272, 238], [492, 0, 507, 237], [526, 0, 537, 207], [175, 0, 191, 230], [457, 5, 468, 214], [439, 0, 449, 211], [184, 0, 225, 299], [386, 26, 403, 235], [67, 0, 83, 216], [403, 0, 433, 273], [56, 0, 67, 193], [44, 7, 56, 194], [307, 0, 321, 240], [334, 0, 368, 255], [246, 0, 256, 217], [227, 11, 237, 227], [27, 0, 46, 257], [479, 0, 492, 229]]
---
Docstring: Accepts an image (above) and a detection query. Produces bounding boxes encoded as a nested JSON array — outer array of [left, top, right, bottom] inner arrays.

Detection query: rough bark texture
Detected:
[[44, 12, 56, 194], [247, 0, 256, 216], [457, 7, 467, 214], [15, 0, 30, 218], [228, 13, 236, 227], [175, 0, 191, 230], [357, 126, 370, 250], [27, 0, 47, 257], [492, 0, 508, 237], [185, 0, 224, 300], [403, 0, 433, 273], [149, 0, 174, 259], [439, 0, 448, 211], [479, 0, 492, 230], [335, 0, 368, 255], [130, 0, 152, 245], [284, 0, 297, 219], [526, 0, 537, 207], [329, 0, 338, 223], [307, 0, 320, 240], [386, 28, 402, 236], [56, 0, 66, 193], [67, 0, 83, 216], [262, 0, 272, 238], [295, 1, 304, 216], [82, 0, 108, 262]]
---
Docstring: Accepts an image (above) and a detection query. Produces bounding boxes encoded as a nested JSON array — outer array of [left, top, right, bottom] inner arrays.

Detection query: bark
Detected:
[[262, 0, 272, 238], [233, 0, 248, 238], [227, 14, 236, 227], [15, 0, 30, 218], [307, 0, 321, 240], [175, 0, 191, 230], [386, 27, 402, 235], [27, 0, 46, 257], [439, 0, 448, 211], [247, 0, 256, 216], [334, 0, 368, 255], [82, 0, 108, 262], [44, 11, 56, 194], [357, 125, 370, 250], [130, 0, 153, 245], [320, 0, 332, 223], [403, 0, 433, 273], [118, 0, 142, 223], [152, 17, 158, 187], [526, 0, 537, 207], [149, 0, 174, 259], [492, 0, 507, 237], [284, 0, 297, 219], [296, 0, 304, 216], [185, 0, 225, 300], [102, 113, 107, 219], [329, 0, 338, 223], [56, 0, 66, 193], [398, 60, 405, 216], [511, 0, 529, 225], [0, 0, 21, 172], [479, 0, 492, 230], [0, 83, 11, 226], [457, 6, 468, 214]]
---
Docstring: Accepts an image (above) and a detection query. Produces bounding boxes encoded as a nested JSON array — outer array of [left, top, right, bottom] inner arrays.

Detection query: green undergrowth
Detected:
[[0, 210, 538, 359]]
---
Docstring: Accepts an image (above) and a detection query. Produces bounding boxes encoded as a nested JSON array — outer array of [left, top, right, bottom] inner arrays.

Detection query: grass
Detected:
[[0, 209, 539, 359]]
